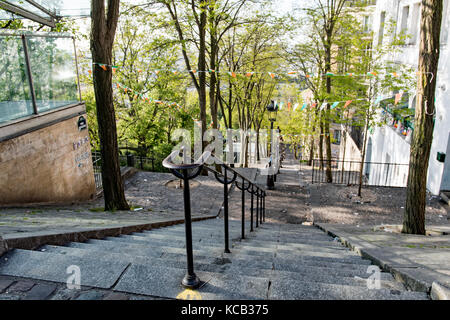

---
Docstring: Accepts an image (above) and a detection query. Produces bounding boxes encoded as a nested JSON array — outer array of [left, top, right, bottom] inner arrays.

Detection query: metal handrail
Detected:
[[162, 147, 267, 289]]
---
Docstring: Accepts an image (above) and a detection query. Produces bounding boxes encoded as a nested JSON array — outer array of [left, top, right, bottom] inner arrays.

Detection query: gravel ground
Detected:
[[309, 183, 450, 226]]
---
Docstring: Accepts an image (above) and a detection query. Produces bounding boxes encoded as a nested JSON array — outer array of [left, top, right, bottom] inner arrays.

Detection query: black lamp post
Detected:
[[266, 100, 278, 190]]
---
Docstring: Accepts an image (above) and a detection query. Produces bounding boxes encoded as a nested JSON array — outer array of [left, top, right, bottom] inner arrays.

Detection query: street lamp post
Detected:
[[266, 100, 278, 190]]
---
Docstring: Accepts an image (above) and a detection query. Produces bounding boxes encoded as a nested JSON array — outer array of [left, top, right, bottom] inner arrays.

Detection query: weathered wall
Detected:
[[0, 114, 96, 205]]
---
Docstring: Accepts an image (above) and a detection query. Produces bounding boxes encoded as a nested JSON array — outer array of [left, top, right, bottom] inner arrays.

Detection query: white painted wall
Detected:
[[368, 0, 450, 194]]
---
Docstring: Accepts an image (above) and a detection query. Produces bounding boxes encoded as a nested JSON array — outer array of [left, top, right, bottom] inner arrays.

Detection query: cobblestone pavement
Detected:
[[0, 275, 163, 300], [0, 171, 224, 237]]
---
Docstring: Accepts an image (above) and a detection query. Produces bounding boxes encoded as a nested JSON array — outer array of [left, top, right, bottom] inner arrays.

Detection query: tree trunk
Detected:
[[198, 1, 208, 137], [358, 114, 369, 197], [91, 0, 129, 211], [324, 36, 333, 183], [319, 115, 324, 170], [403, 0, 443, 235]]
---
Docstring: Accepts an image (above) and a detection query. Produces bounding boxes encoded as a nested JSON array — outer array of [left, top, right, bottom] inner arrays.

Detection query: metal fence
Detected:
[[92, 151, 171, 191], [311, 159, 409, 187], [92, 152, 103, 191]]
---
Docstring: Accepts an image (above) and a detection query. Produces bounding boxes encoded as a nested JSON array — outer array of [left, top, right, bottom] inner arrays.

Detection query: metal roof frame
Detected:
[[0, 0, 58, 27]]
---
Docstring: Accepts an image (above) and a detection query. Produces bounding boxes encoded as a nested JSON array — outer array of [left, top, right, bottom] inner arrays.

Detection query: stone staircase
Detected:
[[0, 218, 428, 300]]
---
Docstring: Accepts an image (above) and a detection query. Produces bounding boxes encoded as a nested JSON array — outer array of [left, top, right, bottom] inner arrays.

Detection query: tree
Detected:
[[403, 0, 443, 235], [91, 0, 129, 211]]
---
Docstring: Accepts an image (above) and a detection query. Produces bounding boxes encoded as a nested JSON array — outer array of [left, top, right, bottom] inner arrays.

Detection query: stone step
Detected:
[[113, 264, 270, 300], [237, 238, 348, 251], [229, 251, 371, 266], [223, 267, 404, 291], [142, 228, 340, 247], [38, 244, 395, 288], [0, 249, 128, 289], [67, 239, 223, 258], [139, 232, 246, 243], [228, 246, 364, 261], [39, 245, 225, 274], [268, 277, 428, 300], [232, 241, 353, 255], [104, 235, 227, 249]]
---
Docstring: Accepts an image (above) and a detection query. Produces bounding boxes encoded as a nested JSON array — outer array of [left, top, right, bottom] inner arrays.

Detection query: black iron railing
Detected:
[[163, 148, 266, 289], [311, 159, 409, 187]]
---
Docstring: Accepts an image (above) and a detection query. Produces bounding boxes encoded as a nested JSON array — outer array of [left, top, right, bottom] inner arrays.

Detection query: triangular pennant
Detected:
[[228, 72, 236, 78], [331, 102, 340, 109], [301, 103, 307, 111], [268, 72, 276, 79], [293, 103, 299, 111], [209, 69, 215, 73], [310, 102, 317, 110], [395, 92, 403, 105], [246, 72, 254, 77], [344, 100, 352, 108], [326, 72, 334, 76], [374, 96, 382, 105], [320, 102, 328, 111], [99, 64, 107, 71]]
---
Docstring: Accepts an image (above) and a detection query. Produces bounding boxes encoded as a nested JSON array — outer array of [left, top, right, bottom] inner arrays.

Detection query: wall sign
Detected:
[[77, 116, 87, 131]]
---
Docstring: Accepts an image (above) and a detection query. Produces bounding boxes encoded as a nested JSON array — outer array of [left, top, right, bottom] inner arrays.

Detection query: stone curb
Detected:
[[0, 235, 7, 257], [1, 215, 216, 253], [314, 223, 435, 297], [431, 282, 450, 300]]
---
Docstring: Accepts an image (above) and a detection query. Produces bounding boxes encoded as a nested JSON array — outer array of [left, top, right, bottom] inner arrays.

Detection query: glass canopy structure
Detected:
[[0, 31, 81, 124], [0, 0, 90, 27]]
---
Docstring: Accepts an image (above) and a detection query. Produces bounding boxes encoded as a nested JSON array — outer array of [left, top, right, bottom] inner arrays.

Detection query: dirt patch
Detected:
[[165, 179, 201, 190], [310, 184, 449, 226]]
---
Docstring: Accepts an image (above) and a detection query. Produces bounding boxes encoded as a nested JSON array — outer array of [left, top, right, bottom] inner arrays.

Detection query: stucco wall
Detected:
[[369, 0, 450, 195], [0, 114, 96, 205]]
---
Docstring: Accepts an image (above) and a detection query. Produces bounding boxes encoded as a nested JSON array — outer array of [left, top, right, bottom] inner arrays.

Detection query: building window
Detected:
[[410, 3, 421, 44], [441, 0, 449, 44], [363, 15, 372, 33], [333, 130, 341, 145], [378, 11, 386, 46], [0, 32, 80, 125], [400, 5, 410, 35]]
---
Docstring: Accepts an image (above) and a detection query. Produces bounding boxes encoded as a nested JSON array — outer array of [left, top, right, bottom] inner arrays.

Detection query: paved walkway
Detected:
[[0, 171, 226, 239]]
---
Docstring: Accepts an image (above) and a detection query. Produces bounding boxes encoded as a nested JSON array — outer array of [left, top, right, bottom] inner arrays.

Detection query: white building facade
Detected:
[[364, 0, 450, 195]]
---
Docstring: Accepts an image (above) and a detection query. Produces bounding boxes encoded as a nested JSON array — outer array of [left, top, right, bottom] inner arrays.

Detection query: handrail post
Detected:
[[223, 167, 231, 253], [263, 192, 266, 222], [181, 169, 200, 289], [260, 190, 263, 224], [241, 177, 245, 240], [256, 188, 259, 228], [250, 185, 254, 232]]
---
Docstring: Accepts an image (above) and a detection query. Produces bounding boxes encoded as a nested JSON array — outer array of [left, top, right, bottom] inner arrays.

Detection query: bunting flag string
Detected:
[[88, 60, 427, 80], [113, 81, 196, 121]]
